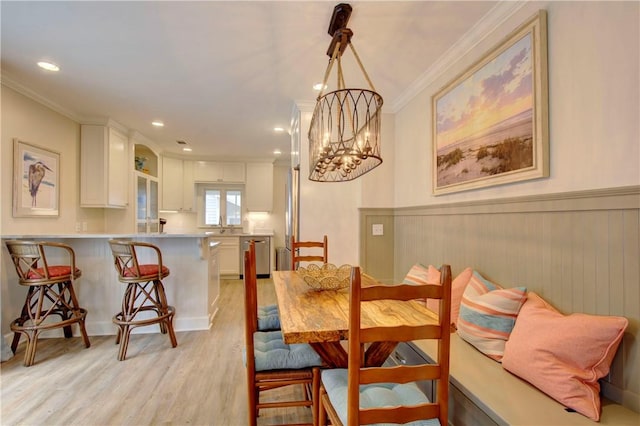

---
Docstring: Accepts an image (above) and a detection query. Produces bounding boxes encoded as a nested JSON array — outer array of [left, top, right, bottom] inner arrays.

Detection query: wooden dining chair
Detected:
[[290, 235, 328, 270], [318, 265, 452, 426], [243, 246, 323, 426], [245, 240, 281, 331]]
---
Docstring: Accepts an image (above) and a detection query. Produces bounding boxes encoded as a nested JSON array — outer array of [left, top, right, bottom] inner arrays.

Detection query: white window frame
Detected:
[[197, 184, 244, 229]]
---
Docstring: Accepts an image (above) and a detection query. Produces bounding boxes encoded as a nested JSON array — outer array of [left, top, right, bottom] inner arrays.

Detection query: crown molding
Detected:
[[390, 0, 528, 113], [1, 73, 83, 122]]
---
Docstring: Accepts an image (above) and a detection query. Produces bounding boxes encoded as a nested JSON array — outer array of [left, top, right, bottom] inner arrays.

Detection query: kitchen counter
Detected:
[[1, 234, 220, 338], [1, 233, 213, 239]]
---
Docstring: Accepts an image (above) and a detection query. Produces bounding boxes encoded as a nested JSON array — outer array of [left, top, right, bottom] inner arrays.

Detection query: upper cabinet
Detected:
[[245, 162, 274, 211], [193, 161, 245, 183], [80, 124, 129, 208], [161, 157, 194, 212]]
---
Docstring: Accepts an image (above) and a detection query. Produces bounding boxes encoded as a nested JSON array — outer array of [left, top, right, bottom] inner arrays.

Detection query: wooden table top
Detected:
[[272, 270, 438, 345]]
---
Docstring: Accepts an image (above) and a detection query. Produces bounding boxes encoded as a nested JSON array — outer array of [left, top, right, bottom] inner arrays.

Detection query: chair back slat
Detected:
[[359, 404, 440, 425], [361, 283, 443, 302], [346, 264, 452, 426], [290, 235, 328, 270], [360, 323, 442, 344], [359, 364, 441, 385]]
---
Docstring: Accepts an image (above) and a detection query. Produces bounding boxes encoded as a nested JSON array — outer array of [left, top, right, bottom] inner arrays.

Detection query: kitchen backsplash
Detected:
[[161, 211, 279, 236]]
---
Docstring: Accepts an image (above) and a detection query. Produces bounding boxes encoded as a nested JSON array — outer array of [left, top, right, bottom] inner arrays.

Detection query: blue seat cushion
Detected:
[[321, 369, 440, 426], [253, 330, 323, 371], [258, 304, 281, 331]]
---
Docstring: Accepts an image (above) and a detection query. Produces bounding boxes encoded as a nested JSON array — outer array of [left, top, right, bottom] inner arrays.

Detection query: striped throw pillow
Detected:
[[403, 263, 441, 312], [457, 271, 527, 362], [402, 263, 433, 286]]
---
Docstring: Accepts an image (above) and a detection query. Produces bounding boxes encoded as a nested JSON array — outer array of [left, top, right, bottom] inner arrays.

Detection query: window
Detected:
[[200, 185, 243, 227]]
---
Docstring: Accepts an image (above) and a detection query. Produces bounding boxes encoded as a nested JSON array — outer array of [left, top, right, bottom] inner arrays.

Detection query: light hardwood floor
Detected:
[[1, 279, 313, 426]]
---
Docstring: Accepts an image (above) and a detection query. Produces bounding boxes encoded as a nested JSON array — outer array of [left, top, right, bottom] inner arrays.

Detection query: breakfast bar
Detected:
[[1, 234, 220, 337]]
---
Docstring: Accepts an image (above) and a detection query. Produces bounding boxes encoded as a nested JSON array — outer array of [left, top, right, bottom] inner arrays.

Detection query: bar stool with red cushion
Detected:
[[5, 240, 90, 367], [108, 239, 177, 361]]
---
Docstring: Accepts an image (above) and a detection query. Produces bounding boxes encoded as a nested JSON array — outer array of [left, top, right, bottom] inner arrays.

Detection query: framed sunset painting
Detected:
[[432, 10, 548, 195]]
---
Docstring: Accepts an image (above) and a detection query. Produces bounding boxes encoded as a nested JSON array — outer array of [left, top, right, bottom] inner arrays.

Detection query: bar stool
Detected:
[[108, 239, 177, 361], [5, 240, 90, 367]]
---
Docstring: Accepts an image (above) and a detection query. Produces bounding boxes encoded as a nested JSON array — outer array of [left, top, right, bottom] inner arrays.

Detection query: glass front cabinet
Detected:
[[136, 172, 159, 233], [134, 142, 159, 233]]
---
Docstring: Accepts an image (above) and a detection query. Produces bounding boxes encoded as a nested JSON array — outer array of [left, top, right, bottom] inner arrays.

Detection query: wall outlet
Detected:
[[372, 223, 384, 236], [75, 222, 81, 232], [82, 222, 88, 232]]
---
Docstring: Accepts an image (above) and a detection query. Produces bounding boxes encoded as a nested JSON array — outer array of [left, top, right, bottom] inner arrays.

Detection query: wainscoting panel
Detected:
[[360, 186, 639, 412]]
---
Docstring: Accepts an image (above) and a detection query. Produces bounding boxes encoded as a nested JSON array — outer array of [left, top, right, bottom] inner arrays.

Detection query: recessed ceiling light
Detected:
[[273, 149, 282, 155], [273, 127, 285, 132], [313, 83, 327, 91], [182, 147, 193, 152], [37, 61, 59, 72], [152, 121, 164, 127]]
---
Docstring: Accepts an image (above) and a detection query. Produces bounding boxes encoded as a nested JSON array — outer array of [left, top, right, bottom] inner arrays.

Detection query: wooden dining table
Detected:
[[272, 270, 439, 368]]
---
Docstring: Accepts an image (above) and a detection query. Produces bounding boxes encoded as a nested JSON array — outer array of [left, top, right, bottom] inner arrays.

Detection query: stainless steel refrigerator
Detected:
[[282, 166, 300, 270]]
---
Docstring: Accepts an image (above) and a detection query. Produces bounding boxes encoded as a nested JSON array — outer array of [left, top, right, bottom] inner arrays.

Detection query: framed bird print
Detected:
[[13, 139, 60, 217]]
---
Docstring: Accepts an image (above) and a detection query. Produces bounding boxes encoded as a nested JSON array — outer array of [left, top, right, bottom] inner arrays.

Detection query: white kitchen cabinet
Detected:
[[193, 161, 245, 183], [80, 124, 129, 208], [136, 172, 159, 233], [214, 236, 240, 276], [161, 157, 194, 212], [245, 162, 273, 211]]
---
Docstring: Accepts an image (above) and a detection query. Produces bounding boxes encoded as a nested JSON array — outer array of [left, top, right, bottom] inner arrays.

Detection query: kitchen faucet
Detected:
[[219, 215, 226, 233]]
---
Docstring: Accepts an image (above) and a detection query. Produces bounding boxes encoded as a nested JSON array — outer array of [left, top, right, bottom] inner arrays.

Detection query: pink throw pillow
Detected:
[[502, 292, 628, 421]]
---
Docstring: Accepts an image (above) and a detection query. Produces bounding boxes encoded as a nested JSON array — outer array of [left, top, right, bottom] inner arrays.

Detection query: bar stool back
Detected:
[[5, 240, 90, 366], [108, 240, 177, 361]]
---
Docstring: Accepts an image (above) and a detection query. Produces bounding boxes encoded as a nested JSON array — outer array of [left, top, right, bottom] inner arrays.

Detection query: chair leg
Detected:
[[247, 375, 258, 426], [166, 315, 178, 348], [117, 324, 131, 361], [66, 281, 91, 348], [22, 331, 39, 367], [318, 388, 327, 426], [154, 281, 168, 334], [57, 283, 74, 338], [11, 332, 21, 355], [312, 367, 320, 426], [155, 280, 177, 347]]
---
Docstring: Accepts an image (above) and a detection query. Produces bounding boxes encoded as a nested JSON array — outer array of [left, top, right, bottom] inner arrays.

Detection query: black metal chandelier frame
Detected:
[[308, 3, 384, 182]]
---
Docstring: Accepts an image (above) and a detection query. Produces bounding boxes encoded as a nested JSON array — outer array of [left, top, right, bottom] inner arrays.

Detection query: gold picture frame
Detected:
[[432, 10, 549, 195], [13, 139, 60, 217]]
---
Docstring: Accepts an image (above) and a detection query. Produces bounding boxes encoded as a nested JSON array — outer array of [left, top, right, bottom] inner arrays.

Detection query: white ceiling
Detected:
[[1, 1, 498, 161]]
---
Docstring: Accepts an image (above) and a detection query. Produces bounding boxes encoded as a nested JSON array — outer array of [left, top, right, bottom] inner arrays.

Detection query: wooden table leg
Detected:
[[364, 341, 398, 367], [311, 342, 348, 368]]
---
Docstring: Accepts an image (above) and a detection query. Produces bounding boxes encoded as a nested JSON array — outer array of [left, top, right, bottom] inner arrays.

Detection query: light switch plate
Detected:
[[372, 223, 384, 236]]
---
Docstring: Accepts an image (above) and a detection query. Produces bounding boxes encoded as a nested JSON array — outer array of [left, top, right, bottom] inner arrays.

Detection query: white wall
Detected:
[[393, 1, 639, 207], [0, 85, 104, 235], [297, 107, 394, 268]]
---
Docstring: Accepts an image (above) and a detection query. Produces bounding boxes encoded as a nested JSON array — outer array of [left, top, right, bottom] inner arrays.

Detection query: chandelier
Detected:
[[308, 3, 383, 182]]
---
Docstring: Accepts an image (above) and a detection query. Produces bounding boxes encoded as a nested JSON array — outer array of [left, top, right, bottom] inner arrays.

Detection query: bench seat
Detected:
[[413, 334, 639, 425]]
